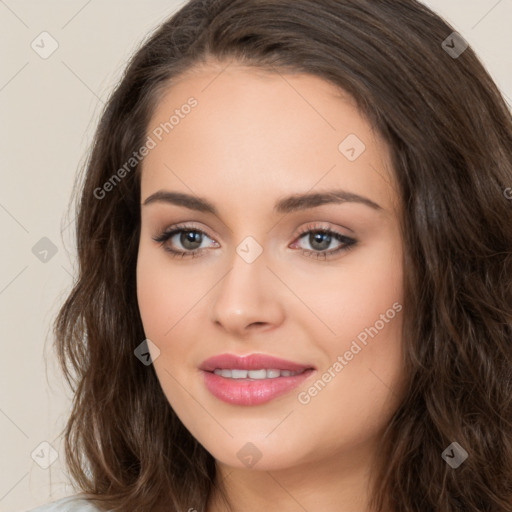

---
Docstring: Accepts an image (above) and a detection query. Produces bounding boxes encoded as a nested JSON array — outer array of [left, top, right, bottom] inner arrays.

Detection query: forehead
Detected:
[[140, 63, 398, 216]]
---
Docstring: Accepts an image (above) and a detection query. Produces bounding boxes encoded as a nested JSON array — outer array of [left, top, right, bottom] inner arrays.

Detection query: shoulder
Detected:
[[25, 495, 104, 512]]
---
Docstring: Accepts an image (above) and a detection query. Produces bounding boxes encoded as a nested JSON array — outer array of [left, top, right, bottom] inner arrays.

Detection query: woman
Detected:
[[30, 0, 512, 511]]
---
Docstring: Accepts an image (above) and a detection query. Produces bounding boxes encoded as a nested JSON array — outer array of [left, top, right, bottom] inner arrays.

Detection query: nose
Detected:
[[209, 248, 286, 337]]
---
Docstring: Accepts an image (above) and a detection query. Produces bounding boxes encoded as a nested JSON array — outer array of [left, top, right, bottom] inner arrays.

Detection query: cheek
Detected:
[[294, 234, 404, 428], [289, 234, 403, 343], [136, 244, 200, 411], [136, 241, 198, 340], [136, 254, 170, 338]]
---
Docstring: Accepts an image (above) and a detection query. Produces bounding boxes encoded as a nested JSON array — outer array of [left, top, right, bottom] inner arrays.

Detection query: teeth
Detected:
[[212, 368, 302, 379], [248, 369, 267, 379]]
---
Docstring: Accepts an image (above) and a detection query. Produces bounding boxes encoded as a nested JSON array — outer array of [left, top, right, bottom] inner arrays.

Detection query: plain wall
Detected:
[[1, 1, 510, 511]]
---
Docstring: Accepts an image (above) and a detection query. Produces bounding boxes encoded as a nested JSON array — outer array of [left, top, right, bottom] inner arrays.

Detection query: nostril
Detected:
[[249, 322, 265, 327]]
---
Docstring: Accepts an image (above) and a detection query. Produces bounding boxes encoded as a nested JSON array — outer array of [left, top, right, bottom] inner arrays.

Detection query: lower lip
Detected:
[[202, 369, 315, 406]]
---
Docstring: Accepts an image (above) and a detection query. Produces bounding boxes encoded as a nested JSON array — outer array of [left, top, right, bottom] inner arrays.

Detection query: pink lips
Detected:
[[199, 353, 315, 406]]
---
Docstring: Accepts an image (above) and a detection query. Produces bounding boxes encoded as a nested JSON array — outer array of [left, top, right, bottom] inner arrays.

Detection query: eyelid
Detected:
[[152, 222, 218, 246], [155, 221, 352, 241], [155, 221, 216, 239], [293, 221, 352, 238]]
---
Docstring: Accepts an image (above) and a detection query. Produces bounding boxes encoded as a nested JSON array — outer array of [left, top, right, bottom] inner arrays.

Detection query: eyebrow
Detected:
[[142, 189, 382, 214]]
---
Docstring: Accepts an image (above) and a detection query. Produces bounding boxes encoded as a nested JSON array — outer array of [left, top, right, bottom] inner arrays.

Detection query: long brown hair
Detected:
[[54, 0, 512, 510]]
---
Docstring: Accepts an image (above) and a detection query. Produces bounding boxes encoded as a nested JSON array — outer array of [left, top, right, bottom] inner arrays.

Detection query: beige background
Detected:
[[1, 1, 510, 511]]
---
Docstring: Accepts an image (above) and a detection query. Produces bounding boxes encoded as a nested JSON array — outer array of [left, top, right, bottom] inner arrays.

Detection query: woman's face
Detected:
[[137, 62, 405, 474]]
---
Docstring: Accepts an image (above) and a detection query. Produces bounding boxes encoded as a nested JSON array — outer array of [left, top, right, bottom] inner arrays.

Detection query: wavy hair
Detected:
[[53, 0, 512, 510]]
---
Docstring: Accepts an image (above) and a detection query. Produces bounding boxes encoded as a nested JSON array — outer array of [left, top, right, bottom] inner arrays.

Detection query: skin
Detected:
[[136, 60, 406, 512]]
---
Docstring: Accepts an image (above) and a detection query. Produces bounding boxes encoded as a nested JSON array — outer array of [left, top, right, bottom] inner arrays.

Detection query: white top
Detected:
[[25, 496, 104, 512]]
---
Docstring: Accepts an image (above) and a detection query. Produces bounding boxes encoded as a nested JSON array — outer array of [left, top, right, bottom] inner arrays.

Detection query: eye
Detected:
[[152, 222, 357, 260], [290, 223, 357, 260], [152, 224, 219, 258]]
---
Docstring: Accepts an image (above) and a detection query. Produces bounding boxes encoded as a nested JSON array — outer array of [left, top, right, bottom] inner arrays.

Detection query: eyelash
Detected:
[[152, 222, 357, 260]]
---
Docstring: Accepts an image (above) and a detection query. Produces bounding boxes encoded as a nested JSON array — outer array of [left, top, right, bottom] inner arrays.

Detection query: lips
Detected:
[[199, 353, 316, 406], [199, 353, 314, 373]]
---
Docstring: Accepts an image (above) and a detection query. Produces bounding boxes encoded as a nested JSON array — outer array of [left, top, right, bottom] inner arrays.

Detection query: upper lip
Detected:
[[199, 353, 315, 372]]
